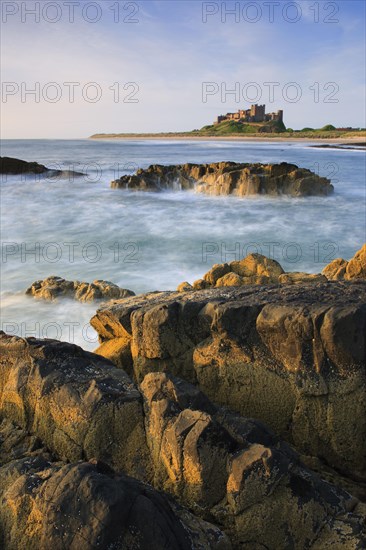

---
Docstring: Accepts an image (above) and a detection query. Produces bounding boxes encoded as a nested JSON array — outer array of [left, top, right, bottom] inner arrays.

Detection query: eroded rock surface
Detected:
[[26, 275, 135, 302], [323, 244, 366, 281], [178, 247, 365, 291], [0, 333, 365, 548], [91, 281, 366, 481], [111, 162, 334, 197], [0, 425, 229, 550], [140, 372, 365, 549], [0, 333, 149, 478], [194, 253, 286, 289]]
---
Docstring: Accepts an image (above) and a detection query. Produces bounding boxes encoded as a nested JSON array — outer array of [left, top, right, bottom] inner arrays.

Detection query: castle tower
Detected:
[[258, 105, 266, 122], [250, 104, 266, 122]]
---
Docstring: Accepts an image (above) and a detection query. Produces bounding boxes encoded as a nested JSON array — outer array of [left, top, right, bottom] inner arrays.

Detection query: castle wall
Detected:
[[215, 105, 283, 125]]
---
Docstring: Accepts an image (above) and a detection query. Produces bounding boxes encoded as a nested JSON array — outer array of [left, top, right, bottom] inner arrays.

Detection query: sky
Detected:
[[1, 0, 365, 138]]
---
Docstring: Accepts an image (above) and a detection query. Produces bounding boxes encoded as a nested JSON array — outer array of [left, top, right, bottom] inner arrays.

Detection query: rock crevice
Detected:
[[1, 336, 365, 548], [91, 281, 366, 482]]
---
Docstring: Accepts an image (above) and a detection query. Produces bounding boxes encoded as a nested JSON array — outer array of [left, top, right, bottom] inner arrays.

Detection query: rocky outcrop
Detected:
[[141, 372, 365, 549], [26, 276, 135, 302], [111, 162, 334, 197], [0, 156, 84, 177], [91, 282, 366, 482], [1, 335, 365, 549], [178, 252, 327, 290], [322, 244, 366, 281], [0, 333, 149, 478], [0, 157, 49, 174], [179, 246, 366, 291], [0, 422, 228, 550], [202, 253, 285, 287], [322, 258, 349, 280]]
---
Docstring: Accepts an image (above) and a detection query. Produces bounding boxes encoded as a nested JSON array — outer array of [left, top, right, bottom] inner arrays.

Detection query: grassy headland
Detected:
[[90, 121, 366, 141]]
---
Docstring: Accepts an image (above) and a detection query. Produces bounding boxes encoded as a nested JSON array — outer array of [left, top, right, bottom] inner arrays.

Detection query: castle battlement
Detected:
[[215, 104, 283, 125]]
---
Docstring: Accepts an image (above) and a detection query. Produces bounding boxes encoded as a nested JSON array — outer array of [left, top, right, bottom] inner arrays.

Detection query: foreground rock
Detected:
[[111, 162, 334, 197], [0, 156, 85, 178], [91, 281, 366, 482], [141, 372, 365, 548], [0, 333, 149, 477], [1, 335, 365, 548], [26, 275, 135, 302], [0, 423, 228, 550], [322, 244, 366, 281]]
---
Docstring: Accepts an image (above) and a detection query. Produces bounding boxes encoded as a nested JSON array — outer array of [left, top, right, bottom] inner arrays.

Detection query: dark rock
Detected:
[[0, 156, 85, 178], [0, 451, 230, 549], [0, 418, 45, 464], [0, 156, 49, 174]]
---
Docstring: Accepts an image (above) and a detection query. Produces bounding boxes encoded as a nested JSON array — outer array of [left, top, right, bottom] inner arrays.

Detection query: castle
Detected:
[[215, 104, 283, 125]]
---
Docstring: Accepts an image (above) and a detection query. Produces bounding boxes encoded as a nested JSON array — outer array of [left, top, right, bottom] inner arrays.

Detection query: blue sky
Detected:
[[1, 0, 365, 137]]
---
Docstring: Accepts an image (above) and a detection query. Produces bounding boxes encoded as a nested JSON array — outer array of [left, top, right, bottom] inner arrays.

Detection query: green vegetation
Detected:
[[285, 129, 365, 138], [260, 119, 287, 133], [301, 124, 336, 132], [320, 124, 336, 131], [198, 120, 259, 135], [90, 122, 365, 140], [197, 119, 287, 135]]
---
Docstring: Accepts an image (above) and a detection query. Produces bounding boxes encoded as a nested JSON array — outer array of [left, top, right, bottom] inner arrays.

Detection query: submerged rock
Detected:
[[26, 275, 135, 302], [0, 156, 85, 178], [111, 161, 334, 197], [0, 156, 49, 174]]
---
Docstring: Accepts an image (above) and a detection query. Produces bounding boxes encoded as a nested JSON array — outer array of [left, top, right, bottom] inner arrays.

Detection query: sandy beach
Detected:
[[89, 134, 366, 143]]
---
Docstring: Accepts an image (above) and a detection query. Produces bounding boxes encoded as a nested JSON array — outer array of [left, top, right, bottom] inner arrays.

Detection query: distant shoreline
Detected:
[[89, 134, 366, 144]]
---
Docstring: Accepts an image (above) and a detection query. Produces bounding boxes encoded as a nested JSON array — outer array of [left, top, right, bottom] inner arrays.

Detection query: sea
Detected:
[[1, 138, 365, 350]]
